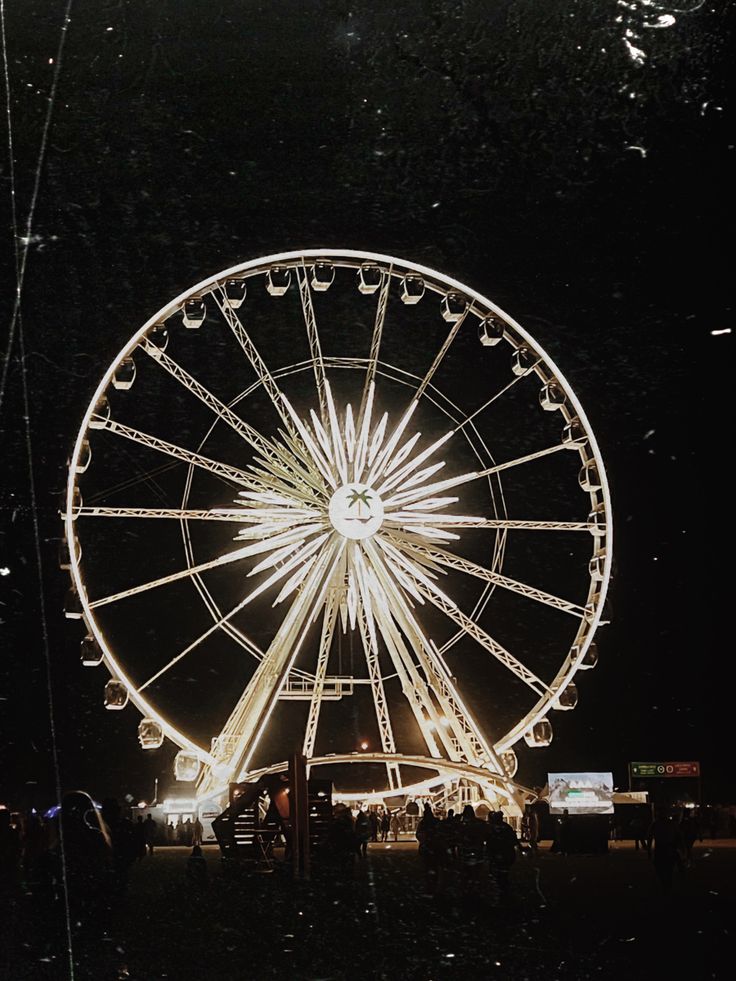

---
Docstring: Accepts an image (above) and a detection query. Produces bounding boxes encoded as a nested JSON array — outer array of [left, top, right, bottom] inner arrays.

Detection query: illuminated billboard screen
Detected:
[[548, 772, 614, 815]]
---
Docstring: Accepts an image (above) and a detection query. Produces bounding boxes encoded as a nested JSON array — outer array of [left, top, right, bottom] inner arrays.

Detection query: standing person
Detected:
[[368, 809, 379, 843], [192, 816, 203, 846], [380, 810, 390, 842], [416, 804, 444, 896], [524, 805, 539, 853], [186, 845, 208, 890], [100, 799, 137, 896], [457, 805, 488, 903], [355, 809, 371, 857], [680, 811, 700, 866], [39, 791, 113, 936], [389, 811, 401, 842], [647, 810, 684, 893], [143, 813, 157, 856], [486, 811, 520, 903], [134, 815, 147, 860], [630, 814, 647, 851]]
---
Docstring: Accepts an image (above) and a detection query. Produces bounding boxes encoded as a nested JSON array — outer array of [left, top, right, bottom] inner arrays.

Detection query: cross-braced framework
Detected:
[[63, 250, 612, 813]]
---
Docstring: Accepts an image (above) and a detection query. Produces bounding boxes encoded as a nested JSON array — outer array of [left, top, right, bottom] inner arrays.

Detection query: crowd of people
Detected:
[[321, 802, 522, 905], [0, 789, 727, 926]]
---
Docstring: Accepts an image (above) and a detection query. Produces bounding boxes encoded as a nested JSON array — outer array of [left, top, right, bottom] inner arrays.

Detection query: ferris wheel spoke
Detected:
[[362, 538, 503, 771], [72, 505, 318, 524], [296, 265, 329, 425], [387, 516, 593, 532], [414, 579, 549, 696], [454, 360, 543, 433], [370, 592, 448, 760], [352, 548, 400, 788], [139, 339, 320, 502], [92, 416, 258, 490], [212, 287, 312, 465], [89, 523, 324, 610], [136, 531, 332, 693], [388, 533, 587, 618], [198, 540, 345, 795], [355, 268, 391, 439], [302, 585, 341, 760], [413, 308, 469, 403]]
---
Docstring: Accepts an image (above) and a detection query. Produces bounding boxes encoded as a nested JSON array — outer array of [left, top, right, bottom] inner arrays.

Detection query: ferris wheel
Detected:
[[63, 249, 611, 812]]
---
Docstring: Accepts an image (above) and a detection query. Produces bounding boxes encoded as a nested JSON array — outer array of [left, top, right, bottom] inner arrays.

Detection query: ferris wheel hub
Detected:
[[328, 482, 385, 540]]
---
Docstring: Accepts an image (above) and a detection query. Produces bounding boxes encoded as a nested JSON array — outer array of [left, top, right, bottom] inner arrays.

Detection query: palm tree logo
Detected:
[[346, 487, 373, 521]]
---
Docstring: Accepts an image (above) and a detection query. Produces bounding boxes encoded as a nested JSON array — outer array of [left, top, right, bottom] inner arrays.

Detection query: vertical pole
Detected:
[[289, 751, 310, 880]]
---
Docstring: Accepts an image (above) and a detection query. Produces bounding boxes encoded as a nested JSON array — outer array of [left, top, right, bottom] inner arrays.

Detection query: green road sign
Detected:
[[630, 761, 700, 778]]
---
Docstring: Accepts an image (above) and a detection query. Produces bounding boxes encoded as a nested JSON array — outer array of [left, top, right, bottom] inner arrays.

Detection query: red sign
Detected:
[[630, 761, 700, 778]]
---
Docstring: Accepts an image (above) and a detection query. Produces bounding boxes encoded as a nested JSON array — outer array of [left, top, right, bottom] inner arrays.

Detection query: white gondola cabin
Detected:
[[182, 298, 206, 328], [357, 263, 382, 294], [266, 267, 291, 296], [524, 719, 553, 747], [138, 718, 164, 750], [104, 680, 128, 710], [174, 750, 201, 782], [310, 262, 335, 291], [400, 274, 425, 304]]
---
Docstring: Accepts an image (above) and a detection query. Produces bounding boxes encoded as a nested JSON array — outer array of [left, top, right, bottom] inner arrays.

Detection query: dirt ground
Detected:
[[6, 839, 734, 980]]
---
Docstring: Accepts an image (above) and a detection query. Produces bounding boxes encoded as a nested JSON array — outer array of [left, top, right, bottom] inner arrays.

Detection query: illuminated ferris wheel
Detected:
[[63, 249, 611, 813]]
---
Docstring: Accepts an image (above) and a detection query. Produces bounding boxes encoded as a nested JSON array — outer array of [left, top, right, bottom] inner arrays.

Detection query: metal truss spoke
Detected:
[[212, 287, 309, 458], [302, 586, 341, 760], [140, 339, 320, 502], [414, 309, 468, 402], [355, 267, 391, 439], [197, 540, 345, 796], [370, 602, 447, 760], [415, 580, 549, 696], [384, 515, 592, 532], [352, 548, 400, 789], [390, 534, 586, 618], [90, 524, 322, 610], [136, 532, 331, 694], [362, 539, 503, 771], [71, 506, 323, 527], [297, 264, 329, 425], [93, 416, 257, 490]]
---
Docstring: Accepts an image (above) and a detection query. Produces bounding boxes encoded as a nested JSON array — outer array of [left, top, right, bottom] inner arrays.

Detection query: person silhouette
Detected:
[[647, 810, 684, 892], [186, 845, 208, 889], [486, 811, 520, 902], [355, 809, 371, 857], [39, 791, 113, 936], [143, 813, 157, 856]]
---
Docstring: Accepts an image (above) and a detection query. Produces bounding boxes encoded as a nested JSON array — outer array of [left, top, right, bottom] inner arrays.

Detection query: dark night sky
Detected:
[[0, 0, 732, 808]]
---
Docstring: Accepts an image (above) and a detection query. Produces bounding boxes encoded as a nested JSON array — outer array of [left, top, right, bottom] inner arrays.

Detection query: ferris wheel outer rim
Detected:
[[64, 248, 612, 769]]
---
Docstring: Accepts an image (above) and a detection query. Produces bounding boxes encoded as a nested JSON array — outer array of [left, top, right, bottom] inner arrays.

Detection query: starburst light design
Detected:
[[194, 377, 528, 800]]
